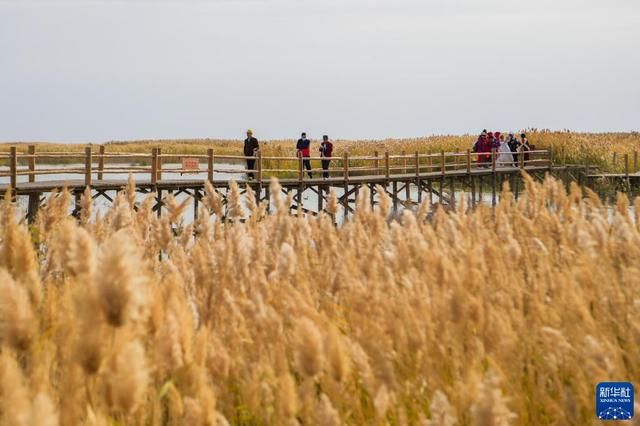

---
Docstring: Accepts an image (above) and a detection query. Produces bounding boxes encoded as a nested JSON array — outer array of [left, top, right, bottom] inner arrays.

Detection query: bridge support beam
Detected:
[[392, 181, 398, 211], [470, 176, 476, 207], [27, 193, 41, 224]]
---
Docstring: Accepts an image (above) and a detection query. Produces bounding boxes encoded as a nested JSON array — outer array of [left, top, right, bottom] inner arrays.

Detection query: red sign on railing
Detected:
[[182, 157, 200, 172]]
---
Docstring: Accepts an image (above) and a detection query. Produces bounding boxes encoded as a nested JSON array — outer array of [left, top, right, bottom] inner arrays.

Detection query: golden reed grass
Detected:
[[0, 174, 639, 425]]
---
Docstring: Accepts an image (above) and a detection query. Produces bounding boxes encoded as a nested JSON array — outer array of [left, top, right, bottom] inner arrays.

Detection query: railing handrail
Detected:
[[1, 144, 555, 190]]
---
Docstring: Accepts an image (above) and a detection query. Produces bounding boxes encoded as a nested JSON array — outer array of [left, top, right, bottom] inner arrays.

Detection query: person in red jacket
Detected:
[[319, 135, 334, 179], [473, 130, 491, 167], [296, 132, 312, 178]]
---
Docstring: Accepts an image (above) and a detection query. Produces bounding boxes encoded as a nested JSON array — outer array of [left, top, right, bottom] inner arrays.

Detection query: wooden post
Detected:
[[402, 151, 407, 174], [450, 177, 455, 207], [384, 152, 390, 179], [428, 150, 433, 171], [625, 153, 631, 193], [84, 146, 92, 187], [318, 184, 324, 213], [298, 152, 303, 182], [634, 151, 638, 173], [440, 151, 445, 176], [343, 152, 350, 221], [156, 189, 163, 218], [470, 176, 476, 207], [343, 152, 349, 182], [491, 148, 496, 172], [414, 153, 420, 203], [9, 146, 17, 198], [612, 152, 617, 170], [374, 151, 379, 175], [547, 147, 553, 171], [72, 191, 81, 219], [519, 148, 525, 169], [369, 183, 375, 206], [194, 190, 199, 221], [257, 150, 262, 183], [342, 183, 349, 221], [151, 148, 158, 185], [27, 145, 36, 183], [264, 185, 271, 212], [151, 148, 163, 217], [98, 145, 105, 180], [467, 150, 473, 206], [207, 148, 214, 182], [491, 152, 497, 207], [392, 181, 398, 211], [156, 147, 162, 181], [27, 193, 40, 224]]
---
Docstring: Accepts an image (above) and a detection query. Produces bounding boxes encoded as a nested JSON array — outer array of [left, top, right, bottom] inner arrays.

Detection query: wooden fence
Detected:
[[0, 145, 552, 192]]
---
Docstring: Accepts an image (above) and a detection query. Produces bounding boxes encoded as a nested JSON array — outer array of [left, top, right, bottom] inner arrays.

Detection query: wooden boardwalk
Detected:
[[0, 144, 588, 221], [581, 152, 640, 196]]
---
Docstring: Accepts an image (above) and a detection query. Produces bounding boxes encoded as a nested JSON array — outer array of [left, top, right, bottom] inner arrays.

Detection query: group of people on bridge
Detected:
[[473, 130, 533, 167], [244, 130, 334, 179], [242, 128, 534, 181]]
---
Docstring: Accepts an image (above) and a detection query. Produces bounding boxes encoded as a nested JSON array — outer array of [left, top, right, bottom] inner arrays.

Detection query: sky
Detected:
[[1, 0, 639, 142]]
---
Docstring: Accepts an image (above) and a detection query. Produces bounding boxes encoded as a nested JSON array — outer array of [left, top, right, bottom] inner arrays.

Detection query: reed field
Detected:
[[0, 174, 639, 425], [2, 131, 639, 172]]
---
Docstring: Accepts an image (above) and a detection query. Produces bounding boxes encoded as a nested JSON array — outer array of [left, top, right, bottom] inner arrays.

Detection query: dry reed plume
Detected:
[[0, 174, 638, 425]]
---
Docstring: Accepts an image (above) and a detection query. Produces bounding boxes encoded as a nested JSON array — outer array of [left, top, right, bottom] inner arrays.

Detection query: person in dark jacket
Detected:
[[520, 133, 532, 165], [296, 132, 312, 178], [243, 129, 260, 179], [319, 135, 334, 179]]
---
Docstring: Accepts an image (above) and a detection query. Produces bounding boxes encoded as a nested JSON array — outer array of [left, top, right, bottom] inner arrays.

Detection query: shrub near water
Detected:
[[0, 175, 639, 425]]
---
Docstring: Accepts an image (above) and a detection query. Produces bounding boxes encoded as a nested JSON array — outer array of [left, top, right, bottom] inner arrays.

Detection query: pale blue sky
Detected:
[[1, 0, 639, 142]]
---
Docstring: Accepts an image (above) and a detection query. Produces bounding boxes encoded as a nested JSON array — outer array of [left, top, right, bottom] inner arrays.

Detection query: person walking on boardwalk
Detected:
[[473, 130, 491, 167], [492, 132, 502, 150], [244, 129, 260, 179], [296, 132, 313, 178], [507, 132, 519, 164], [319, 135, 333, 179], [519, 133, 532, 165], [497, 133, 515, 167]]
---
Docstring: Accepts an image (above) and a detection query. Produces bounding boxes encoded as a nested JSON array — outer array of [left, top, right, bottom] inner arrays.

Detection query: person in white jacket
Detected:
[[497, 133, 515, 167]]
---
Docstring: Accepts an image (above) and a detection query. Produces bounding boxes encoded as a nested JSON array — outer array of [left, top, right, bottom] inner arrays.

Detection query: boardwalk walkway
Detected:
[[0, 145, 587, 221]]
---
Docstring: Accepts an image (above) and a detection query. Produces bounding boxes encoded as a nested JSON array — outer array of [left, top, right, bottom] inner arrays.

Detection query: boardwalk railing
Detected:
[[0, 145, 552, 192]]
